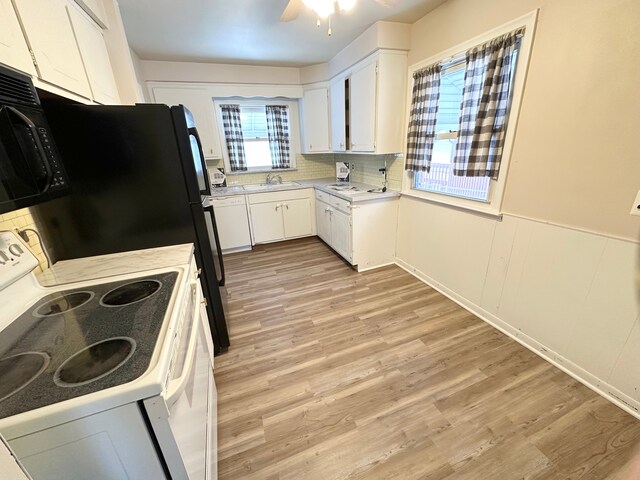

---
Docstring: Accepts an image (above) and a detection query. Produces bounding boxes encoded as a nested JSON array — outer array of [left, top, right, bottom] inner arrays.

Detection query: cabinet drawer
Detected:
[[211, 195, 246, 207], [316, 190, 350, 214]]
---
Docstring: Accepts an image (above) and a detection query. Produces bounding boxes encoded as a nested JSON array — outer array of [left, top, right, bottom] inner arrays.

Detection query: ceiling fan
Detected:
[[280, 0, 400, 35]]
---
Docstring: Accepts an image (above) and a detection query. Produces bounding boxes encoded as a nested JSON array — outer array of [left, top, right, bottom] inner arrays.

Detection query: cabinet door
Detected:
[[350, 61, 377, 152], [282, 198, 312, 239], [331, 208, 352, 262], [329, 77, 346, 152], [302, 87, 330, 152], [153, 87, 222, 159], [0, 0, 36, 75], [67, 5, 119, 104], [250, 202, 285, 244], [315, 200, 331, 244], [13, 0, 91, 98]]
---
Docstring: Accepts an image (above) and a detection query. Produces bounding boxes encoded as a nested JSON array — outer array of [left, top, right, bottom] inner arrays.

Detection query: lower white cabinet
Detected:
[[211, 195, 251, 253], [248, 189, 315, 245], [315, 190, 398, 271]]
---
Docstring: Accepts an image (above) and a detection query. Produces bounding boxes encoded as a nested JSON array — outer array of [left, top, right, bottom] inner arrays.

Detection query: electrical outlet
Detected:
[[631, 190, 640, 217]]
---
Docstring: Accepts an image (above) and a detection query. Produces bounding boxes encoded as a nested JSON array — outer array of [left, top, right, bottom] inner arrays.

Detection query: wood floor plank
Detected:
[[216, 237, 640, 479]]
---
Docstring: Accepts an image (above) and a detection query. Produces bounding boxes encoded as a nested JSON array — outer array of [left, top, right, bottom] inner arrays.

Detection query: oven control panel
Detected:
[[0, 231, 39, 292]]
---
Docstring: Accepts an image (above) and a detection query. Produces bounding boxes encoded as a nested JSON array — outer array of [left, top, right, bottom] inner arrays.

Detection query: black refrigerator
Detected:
[[32, 102, 230, 354]]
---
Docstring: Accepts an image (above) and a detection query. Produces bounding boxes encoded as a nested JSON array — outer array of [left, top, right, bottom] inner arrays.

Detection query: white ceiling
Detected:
[[118, 0, 446, 67]]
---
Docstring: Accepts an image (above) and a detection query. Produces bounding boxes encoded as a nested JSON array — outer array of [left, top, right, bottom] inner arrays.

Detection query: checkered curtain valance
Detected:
[[220, 104, 247, 172], [405, 64, 442, 172], [453, 28, 524, 178], [265, 106, 291, 169]]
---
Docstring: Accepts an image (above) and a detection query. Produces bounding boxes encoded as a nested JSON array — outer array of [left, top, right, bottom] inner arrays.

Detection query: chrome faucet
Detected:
[[266, 172, 282, 185]]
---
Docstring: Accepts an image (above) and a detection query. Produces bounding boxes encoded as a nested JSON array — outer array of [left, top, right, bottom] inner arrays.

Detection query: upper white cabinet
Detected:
[[349, 60, 377, 152], [0, 0, 36, 75], [13, 0, 92, 99], [151, 86, 222, 159], [315, 50, 408, 154], [73, 0, 108, 28], [67, 4, 119, 104], [349, 51, 407, 154], [302, 87, 330, 153], [329, 76, 347, 152]]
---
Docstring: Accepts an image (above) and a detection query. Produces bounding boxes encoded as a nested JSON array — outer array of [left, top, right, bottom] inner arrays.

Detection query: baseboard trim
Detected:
[[394, 257, 640, 420]]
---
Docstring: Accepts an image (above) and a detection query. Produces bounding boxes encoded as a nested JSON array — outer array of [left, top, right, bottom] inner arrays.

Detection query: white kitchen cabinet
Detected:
[[315, 200, 331, 244], [13, 0, 92, 99], [73, 0, 108, 28], [0, 0, 36, 76], [211, 196, 252, 253], [326, 50, 407, 154], [152, 86, 222, 159], [282, 198, 313, 239], [315, 189, 398, 271], [302, 87, 330, 153], [331, 208, 352, 262], [67, 4, 119, 104], [349, 60, 377, 153], [329, 76, 347, 152], [248, 189, 315, 245], [250, 202, 285, 244]]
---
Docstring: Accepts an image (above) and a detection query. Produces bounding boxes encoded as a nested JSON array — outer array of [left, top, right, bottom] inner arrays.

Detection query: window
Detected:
[[403, 12, 536, 215], [239, 106, 272, 170], [413, 61, 492, 202], [215, 99, 300, 174]]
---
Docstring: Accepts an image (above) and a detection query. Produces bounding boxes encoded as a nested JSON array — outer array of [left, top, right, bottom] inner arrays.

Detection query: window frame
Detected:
[[213, 98, 301, 174], [402, 10, 538, 217]]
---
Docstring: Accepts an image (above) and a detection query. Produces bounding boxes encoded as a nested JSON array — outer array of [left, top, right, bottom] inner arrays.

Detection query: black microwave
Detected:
[[0, 65, 70, 214]]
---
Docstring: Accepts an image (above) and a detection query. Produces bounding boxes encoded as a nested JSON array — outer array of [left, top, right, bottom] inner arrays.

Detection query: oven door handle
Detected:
[[166, 280, 202, 406], [5, 106, 54, 192]]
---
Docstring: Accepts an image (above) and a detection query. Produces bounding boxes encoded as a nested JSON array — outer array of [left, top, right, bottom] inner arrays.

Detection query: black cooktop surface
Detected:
[[0, 271, 178, 419]]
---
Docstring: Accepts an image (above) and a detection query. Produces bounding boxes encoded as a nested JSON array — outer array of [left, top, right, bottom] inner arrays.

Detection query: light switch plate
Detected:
[[631, 190, 640, 217]]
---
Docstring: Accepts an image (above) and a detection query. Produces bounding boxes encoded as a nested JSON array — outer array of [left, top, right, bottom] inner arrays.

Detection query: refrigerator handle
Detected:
[[204, 204, 226, 287], [188, 126, 212, 196]]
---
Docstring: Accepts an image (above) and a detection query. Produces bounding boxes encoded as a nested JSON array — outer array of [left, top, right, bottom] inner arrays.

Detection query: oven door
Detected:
[[143, 280, 216, 479]]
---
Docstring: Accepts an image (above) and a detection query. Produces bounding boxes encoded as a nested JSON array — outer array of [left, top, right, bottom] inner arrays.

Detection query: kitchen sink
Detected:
[[243, 181, 300, 191]]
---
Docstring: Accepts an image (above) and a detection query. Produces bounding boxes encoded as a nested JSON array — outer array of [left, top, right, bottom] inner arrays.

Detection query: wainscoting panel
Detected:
[[396, 197, 640, 416]]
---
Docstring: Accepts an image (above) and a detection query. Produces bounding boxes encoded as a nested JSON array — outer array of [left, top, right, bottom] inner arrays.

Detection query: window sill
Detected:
[[401, 188, 503, 220]]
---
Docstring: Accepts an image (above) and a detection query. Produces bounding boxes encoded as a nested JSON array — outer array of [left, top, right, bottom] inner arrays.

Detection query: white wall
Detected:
[[397, 0, 640, 415]]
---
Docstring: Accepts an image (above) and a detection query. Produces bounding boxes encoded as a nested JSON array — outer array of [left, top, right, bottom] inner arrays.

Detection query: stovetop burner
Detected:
[[0, 271, 178, 419], [55, 337, 136, 387], [0, 352, 50, 402], [101, 280, 161, 307], [34, 291, 94, 317]]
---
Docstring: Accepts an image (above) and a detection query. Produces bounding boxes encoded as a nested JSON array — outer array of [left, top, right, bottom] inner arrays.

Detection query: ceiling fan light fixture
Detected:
[[301, 0, 334, 18], [337, 0, 357, 11]]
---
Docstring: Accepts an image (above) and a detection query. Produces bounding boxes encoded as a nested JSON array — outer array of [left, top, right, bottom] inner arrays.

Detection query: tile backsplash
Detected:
[[0, 208, 47, 273], [208, 153, 404, 190]]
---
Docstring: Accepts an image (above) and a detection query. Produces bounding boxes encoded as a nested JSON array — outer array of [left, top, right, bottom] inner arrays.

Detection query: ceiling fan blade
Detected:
[[280, 0, 303, 22], [375, 0, 400, 7]]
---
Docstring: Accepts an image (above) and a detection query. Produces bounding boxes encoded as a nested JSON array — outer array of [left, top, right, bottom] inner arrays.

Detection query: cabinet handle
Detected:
[[285, 203, 289, 210], [275, 204, 280, 211]]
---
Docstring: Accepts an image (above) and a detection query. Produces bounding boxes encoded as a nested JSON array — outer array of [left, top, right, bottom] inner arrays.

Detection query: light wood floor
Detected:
[[216, 237, 640, 479]]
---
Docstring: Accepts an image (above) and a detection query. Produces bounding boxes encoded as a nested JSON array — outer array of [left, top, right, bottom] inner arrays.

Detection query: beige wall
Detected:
[[141, 60, 301, 85], [410, 0, 640, 241]]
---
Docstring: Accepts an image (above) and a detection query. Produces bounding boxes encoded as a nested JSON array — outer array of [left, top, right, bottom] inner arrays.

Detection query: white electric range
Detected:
[[0, 231, 217, 480]]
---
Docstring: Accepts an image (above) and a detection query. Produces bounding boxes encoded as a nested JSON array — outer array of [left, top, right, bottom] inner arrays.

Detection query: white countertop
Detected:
[[210, 178, 401, 203], [36, 244, 194, 287]]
